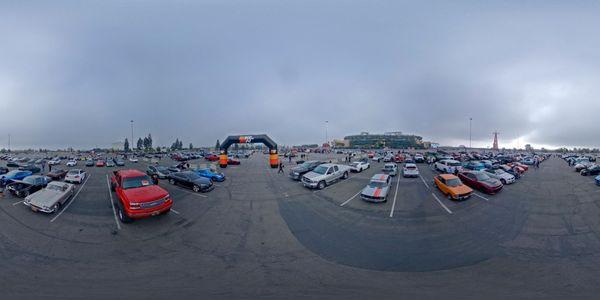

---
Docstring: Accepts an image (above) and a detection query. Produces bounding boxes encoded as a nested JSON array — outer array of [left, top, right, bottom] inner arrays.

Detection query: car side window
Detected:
[[326, 168, 333, 175], [467, 173, 476, 179], [334, 166, 339, 172]]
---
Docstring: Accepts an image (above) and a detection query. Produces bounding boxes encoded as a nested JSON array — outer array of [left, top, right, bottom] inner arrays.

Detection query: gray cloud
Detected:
[[1, 1, 599, 149]]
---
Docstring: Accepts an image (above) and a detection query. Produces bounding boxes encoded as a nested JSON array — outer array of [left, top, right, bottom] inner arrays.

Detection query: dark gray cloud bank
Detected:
[[1, 1, 599, 150]]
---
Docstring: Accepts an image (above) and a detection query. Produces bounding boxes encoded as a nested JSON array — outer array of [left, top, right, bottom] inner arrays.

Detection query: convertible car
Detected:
[[23, 181, 75, 214]]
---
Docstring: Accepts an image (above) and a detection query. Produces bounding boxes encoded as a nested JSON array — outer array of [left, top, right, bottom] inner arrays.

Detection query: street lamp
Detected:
[[130, 120, 134, 151], [325, 121, 329, 146], [469, 117, 472, 149]]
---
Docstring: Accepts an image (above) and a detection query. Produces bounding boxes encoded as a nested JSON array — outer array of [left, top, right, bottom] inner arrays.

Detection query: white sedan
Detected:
[[66, 160, 77, 167], [65, 169, 86, 184], [129, 157, 139, 163], [349, 161, 370, 172], [402, 163, 420, 178]]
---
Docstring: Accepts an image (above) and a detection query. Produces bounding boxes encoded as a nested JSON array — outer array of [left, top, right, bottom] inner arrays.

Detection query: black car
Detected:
[[6, 175, 49, 197], [289, 160, 324, 180], [147, 166, 172, 179], [6, 162, 20, 168], [18, 164, 41, 174], [0, 167, 8, 175], [168, 171, 214, 193], [581, 165, 600, 176]]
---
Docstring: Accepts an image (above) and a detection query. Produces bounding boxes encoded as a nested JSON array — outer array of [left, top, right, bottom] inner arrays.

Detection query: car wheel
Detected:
[[342, 172, 349, 179], [501, 179, 506, 185], [169, 179, 175, 185], [193, 185, 201, 192], [118, 207, 132, 223], [447, 194, 452, 200], [52, 202, 61, 214], [22, 190, 29, 197], [110, 182, 116, 191], [318, 181, 326, 190]]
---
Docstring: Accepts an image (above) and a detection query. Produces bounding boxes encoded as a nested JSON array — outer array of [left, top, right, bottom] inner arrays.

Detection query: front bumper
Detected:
[[23, 201, 54, 213], [361, 194, 386, 203], [302, 179, 319, 188]]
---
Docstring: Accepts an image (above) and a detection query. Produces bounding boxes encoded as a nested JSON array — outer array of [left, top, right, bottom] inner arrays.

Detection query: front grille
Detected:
[[302, 177, 312, 184], [140, 198, 166, 209]]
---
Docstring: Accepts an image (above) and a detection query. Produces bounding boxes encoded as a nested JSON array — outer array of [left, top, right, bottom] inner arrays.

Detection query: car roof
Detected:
[[370, 174, 390, 182], [384, 163, 396, 167], [404, 163, 416, 167], [439, 174, 458, 180], [117, 169, 146, 177]]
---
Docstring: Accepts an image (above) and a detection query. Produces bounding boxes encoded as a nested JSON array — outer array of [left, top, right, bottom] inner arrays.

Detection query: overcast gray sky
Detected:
[[1, 1, 599, 150]]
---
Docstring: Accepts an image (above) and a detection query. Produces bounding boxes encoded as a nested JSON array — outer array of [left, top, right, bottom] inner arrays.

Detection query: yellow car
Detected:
[[434, 174, 473, 200]]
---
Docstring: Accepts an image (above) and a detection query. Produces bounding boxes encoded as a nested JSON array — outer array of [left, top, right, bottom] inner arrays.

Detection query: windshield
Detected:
[[186, 173, 201, 180], [475, 173, 491, 181], [369, 181, 387, 188], [449, 162, 462, 166], [156, 167, 169, 172], [312, 166, 328, 175], [301, 162, 314, 168], [23, 177, 36, 184], [122, 175, 153, 189], [446, 178, 462, 187], [67, 170, 79, 175], [5, 170, 19, 177], [47, 184, 65, 191]]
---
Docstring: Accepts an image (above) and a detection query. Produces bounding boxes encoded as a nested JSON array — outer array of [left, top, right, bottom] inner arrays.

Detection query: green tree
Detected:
[[137, 138, 143, 150], [124, 138, 130, 152], [215, 139, 220, 150], [189, 143, 194, 150]]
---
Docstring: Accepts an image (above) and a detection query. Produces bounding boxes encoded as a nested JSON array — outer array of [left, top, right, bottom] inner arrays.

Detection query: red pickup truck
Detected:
[[110, 169, 172, 223]]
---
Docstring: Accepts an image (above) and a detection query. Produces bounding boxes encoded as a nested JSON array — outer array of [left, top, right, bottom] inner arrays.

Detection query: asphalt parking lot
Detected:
[[1, 154, 600, 299]]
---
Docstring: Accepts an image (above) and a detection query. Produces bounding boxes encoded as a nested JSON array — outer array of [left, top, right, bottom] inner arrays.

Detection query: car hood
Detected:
[[26, 189, 63, 208], [303, 172, 323, 180], [121, 186, 168, 203], [449, 184, 473, 195], [291, 166, 309, 173], [192, 177, 212, 186], [361, 186, 389, 197], [482, 178, 502, 187]]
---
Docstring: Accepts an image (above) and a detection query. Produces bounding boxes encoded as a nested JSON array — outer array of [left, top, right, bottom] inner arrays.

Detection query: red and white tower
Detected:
[[492, 131, 499, 151]]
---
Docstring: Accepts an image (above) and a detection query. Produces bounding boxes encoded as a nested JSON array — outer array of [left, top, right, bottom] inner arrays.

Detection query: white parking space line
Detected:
[[431, 193, 453, 214], [170, 208, 180, 215], [474, 193, 490, 201], [389, 177, 401, 218], [12, 200, 24, 206], [105, 175, 121, 230], [340, 190, 362, 207], [419, 175, 430, 190], [50, 174, 91, 223]]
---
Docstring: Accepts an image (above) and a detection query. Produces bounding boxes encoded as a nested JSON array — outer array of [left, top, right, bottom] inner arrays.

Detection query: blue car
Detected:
[[464, 161, 485, 171], [0, 170, 33, 186], [596, 175, 600, 186], [193, 168, 226, 182]]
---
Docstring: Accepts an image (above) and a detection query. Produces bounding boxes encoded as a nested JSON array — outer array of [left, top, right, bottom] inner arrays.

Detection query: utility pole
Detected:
[[8, 134, 11, 152], [469, 117, 472, 149]]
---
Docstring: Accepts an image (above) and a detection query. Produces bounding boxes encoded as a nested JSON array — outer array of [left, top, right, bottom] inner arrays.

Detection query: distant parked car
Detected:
[[1, 170, 34, 186], [0, 167, 8, 175], [6, 162, 20, 168], [85, 160, 95, 167], [205, 154, 219, 162], [18, 164, 41, 174], [168, 171, 214, 193], [349, 161, 370, 173], [146, 166, 172, 179], [581, 165, 600, 176], [482, 168, 516, 185], [66, 160, 77, 167], [402, 163, 419, 178], [414, 154, 425, 163], [435, 159, 463, 174], [6, 175, 50, 198], [227, 158, 241, 165], [106, 159, 115, 167], [464, 161, 485, 171], [47, 169, 68, 180], [48, 158, 61, 165], [360, 174, 392, 203], [23, 181, 75, 214], [382, 163, 398, 176], [194, 168, 226, 182], [289, 161, 324, 180], [115, 159, 125, 166], [458, 171, 503, 194], [65, 169, 87, 184], [129, 157, 139, 163], [96, 160, 106, 167]]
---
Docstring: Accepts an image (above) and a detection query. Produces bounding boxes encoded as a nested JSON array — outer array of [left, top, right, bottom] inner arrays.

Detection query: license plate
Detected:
[[151, 211, 160, 216], [31, 206, 38, 212]]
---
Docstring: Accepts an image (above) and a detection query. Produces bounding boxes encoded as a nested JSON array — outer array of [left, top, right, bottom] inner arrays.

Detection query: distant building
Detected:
[[525, 144, 533, 152], [333, 139, 350, 147], [111, 142, 124, 151], [344, 132, 424, 149]]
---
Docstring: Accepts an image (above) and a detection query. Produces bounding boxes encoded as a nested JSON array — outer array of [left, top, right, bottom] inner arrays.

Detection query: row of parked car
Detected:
[[562, 155, 600, 186]]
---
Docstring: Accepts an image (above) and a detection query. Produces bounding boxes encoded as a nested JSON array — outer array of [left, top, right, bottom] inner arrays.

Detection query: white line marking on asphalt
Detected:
[[419, 175, 430, 190], [105, 175, 121, 230], [474, 193, 490, 201], [12, 200, 24, 206], [431, 193, 453, 214], [389, 177, 401, 218], [340, 190, 362, 207], [50, 174, 91, 223], [170, 208, 180, 215]]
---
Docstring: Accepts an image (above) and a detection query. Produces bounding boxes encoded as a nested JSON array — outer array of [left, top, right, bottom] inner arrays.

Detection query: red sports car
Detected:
[[227, 158, 241, 165], [458, 171, 503, 194], [205, 154, 219, 162], [96, 160, 106, 167]]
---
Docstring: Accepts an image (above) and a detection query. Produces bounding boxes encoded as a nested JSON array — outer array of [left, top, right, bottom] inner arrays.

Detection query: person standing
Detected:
[[41, 161, 45, 174], [48, 162, 52, 173], [278, 161, 284, 174]]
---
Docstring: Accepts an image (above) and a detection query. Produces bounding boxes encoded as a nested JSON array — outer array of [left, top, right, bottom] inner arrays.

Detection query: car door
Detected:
[[181, 173, 193, 188], [325, 167, 334, 183]]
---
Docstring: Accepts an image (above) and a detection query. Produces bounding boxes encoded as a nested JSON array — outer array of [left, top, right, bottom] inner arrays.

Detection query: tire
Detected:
[[52, 202, 60, 214], [169, 179, 175, 185], [447, 193, 452, 200], [110, 183, 116, 192], [22, 190, 29, 197], [193, 185, 200, 192], [501, 179, 506, 185], [118, 207, 132, 223], [318, 181, 326, 190], [342, 172, 349, 179]]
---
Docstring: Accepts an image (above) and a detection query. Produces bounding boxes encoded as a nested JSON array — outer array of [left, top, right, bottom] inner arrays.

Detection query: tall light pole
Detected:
[[469, 117, 472, 149], [8, 134, 11, 152], [130, 120, 134, 151], [325, 121, 329, 146]]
